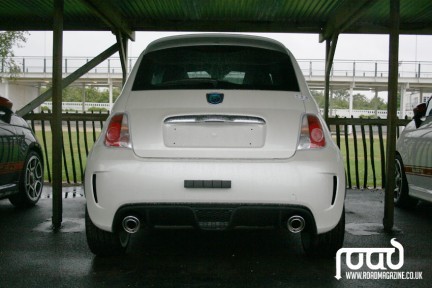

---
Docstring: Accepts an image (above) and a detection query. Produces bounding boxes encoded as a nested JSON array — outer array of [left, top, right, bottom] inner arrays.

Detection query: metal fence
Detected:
[[5, 56, 432, 79], [23, 112, 411, 189], [327, 117, 411, 189], [24, 111, 108, 184]]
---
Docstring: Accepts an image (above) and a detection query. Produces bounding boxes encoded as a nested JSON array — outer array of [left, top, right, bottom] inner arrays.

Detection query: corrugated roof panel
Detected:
[[0, 0, 431, 35]]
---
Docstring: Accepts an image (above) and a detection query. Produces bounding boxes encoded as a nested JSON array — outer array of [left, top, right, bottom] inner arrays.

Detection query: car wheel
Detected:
[[301, 208, 345, 258], [394, 155, 418, 208], [85, 208, 130, 256], [9, 151, 44, 208]]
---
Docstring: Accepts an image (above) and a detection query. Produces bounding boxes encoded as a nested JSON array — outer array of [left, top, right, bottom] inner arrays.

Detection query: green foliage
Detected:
[[41, 86, 121, 103], [40, 106, 51, 112], [0, 31, 29, 75], [310, 90, 324, 107], [310, 89, 387, 110], [332, 89, 350, 109], [88, 107, 109, 113]]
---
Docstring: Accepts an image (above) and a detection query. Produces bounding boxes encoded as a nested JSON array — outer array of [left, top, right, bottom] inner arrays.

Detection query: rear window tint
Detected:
[[132, 45, 300, 91]]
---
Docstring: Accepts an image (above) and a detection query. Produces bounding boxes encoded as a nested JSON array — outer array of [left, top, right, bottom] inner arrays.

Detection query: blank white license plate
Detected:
[[163, 123, 266, 148]]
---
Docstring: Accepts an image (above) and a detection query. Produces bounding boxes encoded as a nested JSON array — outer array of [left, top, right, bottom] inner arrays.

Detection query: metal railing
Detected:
[[24, 111, 108, 184], [23, 112, 411, 189], [41, 101, 415, 118], [328, 117, 411, 189], [3, 56, 432, 79]]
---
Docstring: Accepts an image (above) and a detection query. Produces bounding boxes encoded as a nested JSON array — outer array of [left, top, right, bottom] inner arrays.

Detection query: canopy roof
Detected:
[[1, 0, 432, 41]]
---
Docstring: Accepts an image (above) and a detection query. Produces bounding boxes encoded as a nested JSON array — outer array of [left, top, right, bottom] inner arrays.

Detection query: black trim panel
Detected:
[[184, 180, 231, 189]]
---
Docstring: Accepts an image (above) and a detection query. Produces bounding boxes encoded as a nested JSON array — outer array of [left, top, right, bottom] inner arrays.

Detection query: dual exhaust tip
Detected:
[[122, 214, 306, 234], [287, 215, 306, 233]]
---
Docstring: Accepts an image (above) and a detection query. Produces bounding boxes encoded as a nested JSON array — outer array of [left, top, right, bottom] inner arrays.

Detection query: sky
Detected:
[[13, 31, 432, 62]]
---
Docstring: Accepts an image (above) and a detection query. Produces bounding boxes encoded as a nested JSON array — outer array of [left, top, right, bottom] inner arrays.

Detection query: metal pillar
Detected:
[[399, 84, 407, 119], [324, 33, 339, 123], [52, 0, 64, 230], [374, 89, 379, 117], [108, 78, 113, 111], [383, 0, 400, 232], [82, 83, 86, 112], [115, 32, 128, 86], [348, 83, 354, 134], [349, 83, 354, 118]]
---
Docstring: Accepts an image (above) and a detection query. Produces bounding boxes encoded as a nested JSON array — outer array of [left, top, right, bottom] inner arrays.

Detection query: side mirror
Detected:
[[0, 96, 13, 110], [413, 103, 427, 128]]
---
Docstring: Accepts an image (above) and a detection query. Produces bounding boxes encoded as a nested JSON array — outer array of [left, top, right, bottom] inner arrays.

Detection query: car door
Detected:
[[404, 98, 432, 202]]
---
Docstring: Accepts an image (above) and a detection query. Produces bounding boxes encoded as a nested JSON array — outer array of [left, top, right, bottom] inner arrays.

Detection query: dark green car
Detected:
[[0, 96, 44, 207]]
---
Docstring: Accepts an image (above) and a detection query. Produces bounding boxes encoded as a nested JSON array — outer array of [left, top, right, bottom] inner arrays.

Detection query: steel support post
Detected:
[[52, 0, 64, 230], [383, 0, 400, 232], [115, 32, 128, 86], [324, 33, 339, 123]]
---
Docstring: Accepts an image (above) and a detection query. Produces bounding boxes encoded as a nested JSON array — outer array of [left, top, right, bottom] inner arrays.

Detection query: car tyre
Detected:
[[394, 154, 418, 209], [301, 208, 345, 258], [85, 208, 130, 256], [9, 151, 44, 208]]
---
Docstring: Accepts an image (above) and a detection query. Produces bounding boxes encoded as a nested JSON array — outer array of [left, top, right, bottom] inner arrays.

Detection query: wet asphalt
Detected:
[[0, 187, 431, 288]]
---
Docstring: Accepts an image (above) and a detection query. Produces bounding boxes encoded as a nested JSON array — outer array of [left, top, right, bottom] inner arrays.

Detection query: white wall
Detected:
[[0, 80, 39, 112]]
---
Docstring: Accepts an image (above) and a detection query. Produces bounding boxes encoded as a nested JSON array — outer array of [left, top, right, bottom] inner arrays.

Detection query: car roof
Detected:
[[144, 33, 289, 55]]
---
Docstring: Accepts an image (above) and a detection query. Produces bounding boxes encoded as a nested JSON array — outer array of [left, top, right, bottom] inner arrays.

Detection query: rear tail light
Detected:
[[297, 114, 326, 150], [104, 113, 131, 148]]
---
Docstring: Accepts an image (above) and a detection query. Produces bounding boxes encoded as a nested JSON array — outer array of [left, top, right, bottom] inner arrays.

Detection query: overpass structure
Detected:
[[2, 56, 432, 116]]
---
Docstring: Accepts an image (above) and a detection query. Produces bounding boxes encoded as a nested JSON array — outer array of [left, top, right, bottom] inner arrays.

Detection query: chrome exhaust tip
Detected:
[[122, 216, 141, 234], [287, 215, 305, 233]]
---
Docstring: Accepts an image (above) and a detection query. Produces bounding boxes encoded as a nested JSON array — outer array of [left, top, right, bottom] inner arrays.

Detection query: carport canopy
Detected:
[[1, 0, 431, 231]]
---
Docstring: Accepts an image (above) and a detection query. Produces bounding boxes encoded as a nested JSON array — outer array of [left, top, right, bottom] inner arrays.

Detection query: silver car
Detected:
[[395, 98, 432, 207]]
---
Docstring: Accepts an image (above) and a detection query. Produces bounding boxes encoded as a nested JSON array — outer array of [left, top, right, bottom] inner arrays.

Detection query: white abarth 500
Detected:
[[85, 34, 346, 257]]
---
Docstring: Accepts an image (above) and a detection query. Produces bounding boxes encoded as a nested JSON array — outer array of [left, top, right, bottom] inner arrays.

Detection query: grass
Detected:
[[335, 134, 387, 189], [35, 129, 100, 184]]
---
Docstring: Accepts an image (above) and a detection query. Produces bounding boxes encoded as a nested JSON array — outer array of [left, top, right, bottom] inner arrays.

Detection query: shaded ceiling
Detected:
[[1, 0, 432, 42]]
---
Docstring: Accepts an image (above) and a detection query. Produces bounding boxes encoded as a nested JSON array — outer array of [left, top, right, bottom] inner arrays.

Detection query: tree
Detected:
[[41, 85, 121, 103], [310, 90, 324, 108], [310, 88, 388, 111], [0, 31, 29, 74], [331, 89, 349, 109], [353, 93, 370, 109], [370, 96, 387, 110]]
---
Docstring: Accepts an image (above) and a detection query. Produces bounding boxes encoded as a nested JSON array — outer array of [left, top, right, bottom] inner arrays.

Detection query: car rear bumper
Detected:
[[85, 146, 345, 234], [113, 203, 317, 232]]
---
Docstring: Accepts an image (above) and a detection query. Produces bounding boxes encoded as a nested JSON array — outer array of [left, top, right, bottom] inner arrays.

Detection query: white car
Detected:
[[395, 98, 432, 207], [84, 34, 346, 257]]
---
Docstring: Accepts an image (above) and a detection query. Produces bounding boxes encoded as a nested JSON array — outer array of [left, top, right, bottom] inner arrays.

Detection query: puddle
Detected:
[[33, 218, 84, 233], [41, 185, 84, 199], [346, 222, 402, 236]]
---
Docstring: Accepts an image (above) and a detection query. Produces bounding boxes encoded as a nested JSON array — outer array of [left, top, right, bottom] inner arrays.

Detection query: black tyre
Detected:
[[301, 208, 345, 258], [394, 154, 418, 208], [85, 208, 130, 256], [9, 151, 44, 208]]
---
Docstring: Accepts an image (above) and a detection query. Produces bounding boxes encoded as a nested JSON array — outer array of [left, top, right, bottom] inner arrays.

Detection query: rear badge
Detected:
[[207, 92, 224, 105]]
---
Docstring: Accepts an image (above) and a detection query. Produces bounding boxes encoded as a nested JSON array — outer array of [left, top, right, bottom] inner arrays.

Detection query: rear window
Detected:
[[132, 45, 300, 91]]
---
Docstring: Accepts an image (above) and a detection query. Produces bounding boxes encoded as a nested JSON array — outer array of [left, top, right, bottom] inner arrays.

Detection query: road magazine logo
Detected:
[[335, 238, 423, 280]]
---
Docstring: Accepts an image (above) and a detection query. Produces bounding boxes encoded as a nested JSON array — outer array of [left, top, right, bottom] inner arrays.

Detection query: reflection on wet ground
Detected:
[[0, 188, 431, 288], [41, 184, 84, 199]]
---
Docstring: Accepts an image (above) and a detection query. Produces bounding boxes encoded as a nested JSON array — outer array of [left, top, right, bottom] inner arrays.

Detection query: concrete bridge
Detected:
[[1, 57, 432, 117]]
